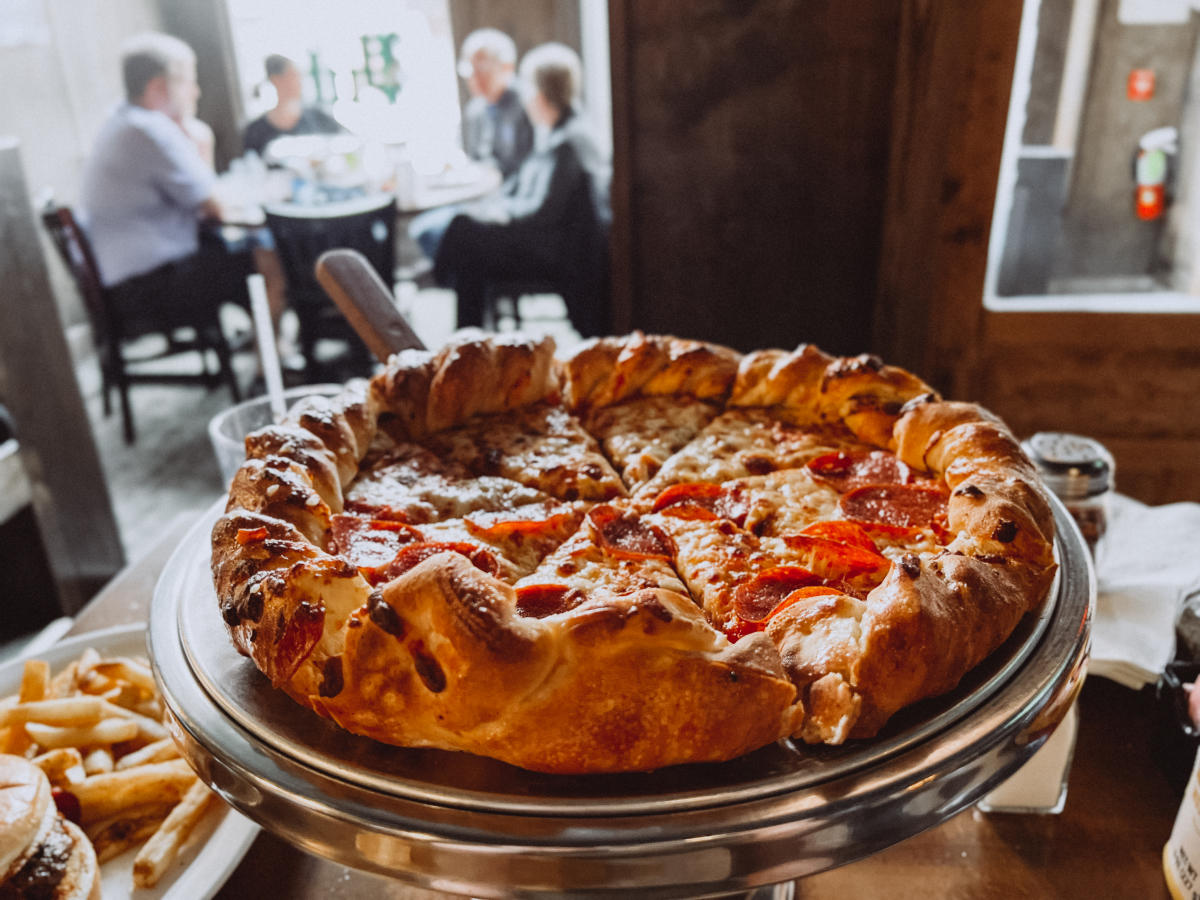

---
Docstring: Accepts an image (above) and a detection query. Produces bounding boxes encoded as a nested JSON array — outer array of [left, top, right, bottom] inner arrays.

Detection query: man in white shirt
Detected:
[[81, 33, 285, 336]]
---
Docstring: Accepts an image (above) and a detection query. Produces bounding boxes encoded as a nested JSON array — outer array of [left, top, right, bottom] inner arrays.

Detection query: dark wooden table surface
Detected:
[[69, 512, 1183, 899]]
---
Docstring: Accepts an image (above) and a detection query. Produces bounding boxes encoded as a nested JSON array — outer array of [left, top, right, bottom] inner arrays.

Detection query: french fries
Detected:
[[133, 780, 214, 888], [0, 695, 107, 727], [18, 659, 49, 702], [71, 759, 197, 824], [2, 648, 218, 889], [116, 737, 179, 770], [24, 717, 140, 750], [31, 747, 85, 785]]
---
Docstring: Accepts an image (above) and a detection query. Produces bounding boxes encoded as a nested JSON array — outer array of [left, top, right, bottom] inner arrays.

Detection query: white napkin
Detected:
[[1090, 493, 1200, 690]]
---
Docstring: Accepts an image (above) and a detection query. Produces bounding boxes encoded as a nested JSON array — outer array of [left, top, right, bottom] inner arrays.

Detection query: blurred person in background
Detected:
[[433, 42, 612, 338], [81, 33, 288, 357], [242, 54, 343, 158], [407, 28, 535, 265], [459, 28, 535, 179]]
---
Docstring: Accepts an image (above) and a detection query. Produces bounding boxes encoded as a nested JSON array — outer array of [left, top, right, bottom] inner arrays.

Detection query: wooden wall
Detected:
[[609, 0, 901, 356], [976, 314, 1200, 505]]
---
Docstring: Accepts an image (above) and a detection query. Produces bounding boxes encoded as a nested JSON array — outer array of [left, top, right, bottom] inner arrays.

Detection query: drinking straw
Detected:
[[246, 274, 286, 421]]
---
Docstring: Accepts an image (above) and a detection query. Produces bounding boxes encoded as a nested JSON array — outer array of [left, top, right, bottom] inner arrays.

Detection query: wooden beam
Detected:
[[606, 0, 633, 333], [875, 0, 1024, 395], [0, 139, 125, 610]]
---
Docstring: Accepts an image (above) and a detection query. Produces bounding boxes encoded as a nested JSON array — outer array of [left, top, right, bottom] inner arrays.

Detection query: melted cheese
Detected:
[[636, 409, 852, 500], [585, 396, 720, 487], [347, 443, 551, 524], [418, 502, 586, 579], [516, 518, 689, 598], [423, 404, 627, 502]]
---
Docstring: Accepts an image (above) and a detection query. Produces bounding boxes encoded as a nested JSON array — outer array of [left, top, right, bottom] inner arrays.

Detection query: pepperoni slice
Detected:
[[808, 450, 912, 492], [330, 514, 423, 578], [798, 520, 879, 553], [859, 520, 925, 541], [732, 566, 823, 622], [272, 601, 324, 684], [651, 483, 750, 526], [588, 505, 673, 560], [840, 484, 948, 530], [766, 585, 844, 621], [515, 584, 585, 618], [782, 534, 890, 580], [723, 618, 762, 643], [464, 504, 581, 541], [236, 527, 269, 544], [381, 541, 500, 583]]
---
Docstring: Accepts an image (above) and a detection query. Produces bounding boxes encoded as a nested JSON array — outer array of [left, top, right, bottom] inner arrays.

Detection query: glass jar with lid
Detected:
[[1021, 432, 1115, 555]]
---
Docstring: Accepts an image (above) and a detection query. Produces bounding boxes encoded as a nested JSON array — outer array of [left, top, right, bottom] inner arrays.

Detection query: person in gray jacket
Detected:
[[459, 28, 535, 179], [434, 43, 611, 337]]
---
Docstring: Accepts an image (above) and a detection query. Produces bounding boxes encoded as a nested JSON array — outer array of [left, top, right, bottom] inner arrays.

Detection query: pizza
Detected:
[[211, 332, 1057, 774]]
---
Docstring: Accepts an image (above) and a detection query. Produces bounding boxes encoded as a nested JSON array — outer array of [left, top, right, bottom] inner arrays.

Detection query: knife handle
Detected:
[[315, 249, 427, 361]]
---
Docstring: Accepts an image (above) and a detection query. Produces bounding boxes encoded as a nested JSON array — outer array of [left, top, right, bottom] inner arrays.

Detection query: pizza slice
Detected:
[[634, 408, 848, 501], [643, 486, 887, 638], [420, 403, 627, 503], [328, 499, 587, 586], [582, 394, 723, 489], [344, 442, 552, 524], [512, 501, 691, 617]]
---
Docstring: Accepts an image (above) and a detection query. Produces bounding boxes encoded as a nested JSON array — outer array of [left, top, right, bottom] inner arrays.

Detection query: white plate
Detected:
[[0, 623, 260, 900]]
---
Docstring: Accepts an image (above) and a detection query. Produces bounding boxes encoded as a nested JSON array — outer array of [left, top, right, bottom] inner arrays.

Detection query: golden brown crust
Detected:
[[283, 382, 378, 487], [727, 344, 834, 412], [373, 332, 559, 441], [848, 550, 1053, 737], [727, 346, 935, 448], [244, 424, 343, 514], [560, 332, 740, 411], [815, 354, 938, 447], [213, 331, 1057, 770], [297, 555, 801, 773], [212, 510, 369, 693], [226, 455, 335, 546]]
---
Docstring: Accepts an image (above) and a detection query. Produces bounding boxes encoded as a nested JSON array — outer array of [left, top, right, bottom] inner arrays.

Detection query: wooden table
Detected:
[[70, 512, 1182, 899]]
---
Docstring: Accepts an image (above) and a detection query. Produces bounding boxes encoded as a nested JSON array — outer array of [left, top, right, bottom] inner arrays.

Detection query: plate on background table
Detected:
[[0, 624, 259, 900]]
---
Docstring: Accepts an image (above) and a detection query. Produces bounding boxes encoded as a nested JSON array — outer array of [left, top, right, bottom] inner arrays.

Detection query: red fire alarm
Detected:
[[1128, 68, 1155, 100]]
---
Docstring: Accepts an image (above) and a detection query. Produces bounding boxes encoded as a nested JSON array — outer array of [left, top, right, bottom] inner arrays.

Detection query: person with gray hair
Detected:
[[458, 28, 534, 178], [82, 32, 220, 291], [433, 42, 612, 337], [408, 28, 535, 267]]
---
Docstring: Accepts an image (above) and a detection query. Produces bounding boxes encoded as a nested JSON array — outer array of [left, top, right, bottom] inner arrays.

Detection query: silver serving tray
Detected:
[[149, 496, 1092, 898]]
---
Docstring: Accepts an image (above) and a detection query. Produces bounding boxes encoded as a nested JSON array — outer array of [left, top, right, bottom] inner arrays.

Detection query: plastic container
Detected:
[[1022, 432, 1115, 555], [208, 385, 343, 485], [977, 703, 1078, 814]]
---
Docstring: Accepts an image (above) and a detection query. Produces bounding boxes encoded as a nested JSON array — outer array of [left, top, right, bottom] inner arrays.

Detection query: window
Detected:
[[985, 0, 1200, 312], [225, 0, 462, 172]]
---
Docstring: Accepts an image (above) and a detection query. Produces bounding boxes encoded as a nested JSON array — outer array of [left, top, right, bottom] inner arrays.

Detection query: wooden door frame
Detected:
[[873, 0, 1025, 398]]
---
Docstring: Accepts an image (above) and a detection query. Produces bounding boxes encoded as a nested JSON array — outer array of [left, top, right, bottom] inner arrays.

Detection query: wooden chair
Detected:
[[40, 205, 241, 444], [263, 193, 396, 379], [481, 232, 612, 338], [482, 279, 563, 331]]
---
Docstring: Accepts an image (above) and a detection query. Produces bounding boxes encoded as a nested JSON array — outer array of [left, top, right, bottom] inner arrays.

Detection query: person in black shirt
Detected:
[[242, 54, 342, 158]]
